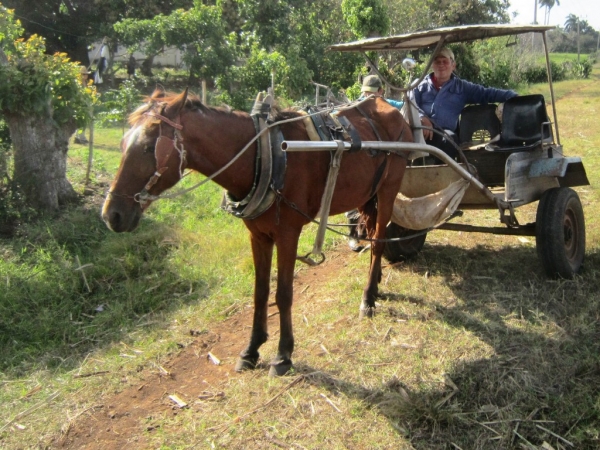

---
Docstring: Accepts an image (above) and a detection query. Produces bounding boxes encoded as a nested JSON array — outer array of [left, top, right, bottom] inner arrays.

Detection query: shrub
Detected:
[[571, 59, 592, 79], [522, 65, 548, 84], [94, 80, 142, 127]]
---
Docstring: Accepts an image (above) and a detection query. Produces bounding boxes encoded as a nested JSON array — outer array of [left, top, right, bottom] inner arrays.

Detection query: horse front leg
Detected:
[[235, 232, 274, 371], [269, 230, 301, 376]]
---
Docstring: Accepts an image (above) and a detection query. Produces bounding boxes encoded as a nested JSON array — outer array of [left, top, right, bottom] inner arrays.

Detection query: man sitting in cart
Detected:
[[361, 74, 404, 109], [413, 47, 517, 159]]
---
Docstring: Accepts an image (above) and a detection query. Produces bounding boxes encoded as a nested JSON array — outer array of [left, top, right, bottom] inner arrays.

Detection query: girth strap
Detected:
[[355, 105, 383, 141]]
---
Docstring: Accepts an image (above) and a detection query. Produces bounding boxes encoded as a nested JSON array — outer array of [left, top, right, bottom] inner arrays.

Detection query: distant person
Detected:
[[127, 55, 136, 79], [94, 39, 110, 84], [413, 47, 517, 159]]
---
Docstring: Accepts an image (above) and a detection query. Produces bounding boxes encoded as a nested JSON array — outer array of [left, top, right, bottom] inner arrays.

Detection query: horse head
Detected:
[[102, 89, 189, 232]]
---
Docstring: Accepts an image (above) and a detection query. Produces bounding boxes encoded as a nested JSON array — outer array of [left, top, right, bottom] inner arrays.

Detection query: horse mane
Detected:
[[127, 89, 239, 126]]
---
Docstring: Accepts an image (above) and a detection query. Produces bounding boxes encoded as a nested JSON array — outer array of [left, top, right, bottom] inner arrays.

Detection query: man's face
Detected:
[[432, 56, 455, 81]]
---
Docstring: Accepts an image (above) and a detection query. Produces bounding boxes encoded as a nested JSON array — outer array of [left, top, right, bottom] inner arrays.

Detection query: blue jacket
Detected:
[[413, 73, 517, 132], [359, 95, 404, 110], [384, 98, 404, 109]]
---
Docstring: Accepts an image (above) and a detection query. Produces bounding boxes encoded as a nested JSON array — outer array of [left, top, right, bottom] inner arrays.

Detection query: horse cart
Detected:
[[102, 24, 590, 375], [287, 24, 590, 279]]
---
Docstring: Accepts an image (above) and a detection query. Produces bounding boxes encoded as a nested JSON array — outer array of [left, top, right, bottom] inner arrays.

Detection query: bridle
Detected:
[[121, 104, 187, 208]]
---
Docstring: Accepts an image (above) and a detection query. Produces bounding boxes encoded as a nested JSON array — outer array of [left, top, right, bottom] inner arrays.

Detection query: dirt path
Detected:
[[56, 247, 353, 449]]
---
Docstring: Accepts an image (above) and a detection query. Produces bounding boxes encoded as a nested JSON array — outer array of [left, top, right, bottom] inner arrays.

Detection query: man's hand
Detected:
[[420, 117, 434, 140]]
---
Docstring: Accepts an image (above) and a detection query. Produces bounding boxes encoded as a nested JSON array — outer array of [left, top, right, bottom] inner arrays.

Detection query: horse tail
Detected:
[[358, 195, 378, 239]]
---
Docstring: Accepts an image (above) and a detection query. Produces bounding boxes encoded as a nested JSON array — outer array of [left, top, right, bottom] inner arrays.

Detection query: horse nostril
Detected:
[[110, 211, 121, 228]]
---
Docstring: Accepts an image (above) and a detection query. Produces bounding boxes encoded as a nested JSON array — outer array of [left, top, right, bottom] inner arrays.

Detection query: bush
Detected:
[[522, 65, 548, 84], [571, 59, 592, 79], [0, 181, 37, 236], [522, 61, 570, 84], [94, 80, 142, 127]]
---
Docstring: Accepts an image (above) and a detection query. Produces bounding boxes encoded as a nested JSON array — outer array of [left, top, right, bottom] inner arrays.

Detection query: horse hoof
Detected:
[[235, 357, 258, 372], [268, 360, 293, 377], [359, 307, 375, 319]]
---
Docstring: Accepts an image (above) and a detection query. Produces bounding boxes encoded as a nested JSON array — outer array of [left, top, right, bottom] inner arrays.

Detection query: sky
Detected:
[[507, 0, 600, 30]]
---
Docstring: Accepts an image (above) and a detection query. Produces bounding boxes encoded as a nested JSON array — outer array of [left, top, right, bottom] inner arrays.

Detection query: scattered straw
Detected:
[[536, 424, 574, 447], [0, 391, 60, 433], [209, 372, 309, 433]]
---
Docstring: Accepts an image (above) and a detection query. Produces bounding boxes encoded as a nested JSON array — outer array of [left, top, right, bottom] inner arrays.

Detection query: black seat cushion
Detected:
[[489, 94, 552, 152]]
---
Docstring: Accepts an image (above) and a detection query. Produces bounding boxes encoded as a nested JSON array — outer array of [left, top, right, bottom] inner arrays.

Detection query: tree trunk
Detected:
[[7, 112, 78, 212]]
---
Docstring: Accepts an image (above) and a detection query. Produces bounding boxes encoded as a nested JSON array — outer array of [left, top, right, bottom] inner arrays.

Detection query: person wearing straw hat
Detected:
[[360, 74, 404, 109], [413, 47, 517, 159]]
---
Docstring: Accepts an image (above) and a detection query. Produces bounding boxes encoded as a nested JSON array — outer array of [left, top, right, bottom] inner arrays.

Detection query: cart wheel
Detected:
[[536, 187, 585, 278], [383, 222, 427, 262]]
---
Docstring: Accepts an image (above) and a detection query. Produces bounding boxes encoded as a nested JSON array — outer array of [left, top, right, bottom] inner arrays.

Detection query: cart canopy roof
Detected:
[[329, 24, 556, 53]]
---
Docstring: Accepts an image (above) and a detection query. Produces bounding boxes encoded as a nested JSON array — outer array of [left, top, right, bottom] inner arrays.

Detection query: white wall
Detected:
[[88, 42, 184, 67]]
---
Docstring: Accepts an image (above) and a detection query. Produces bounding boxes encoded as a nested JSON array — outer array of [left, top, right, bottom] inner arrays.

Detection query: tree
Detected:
[[431, 0, 509, 26], [1, 0, 194, 66], [341, 0, 389, 38], [114, 3, 236, 81], [538, 0, 559, 25], [0, 6, 97, 212], [564, 14, 581, 61]]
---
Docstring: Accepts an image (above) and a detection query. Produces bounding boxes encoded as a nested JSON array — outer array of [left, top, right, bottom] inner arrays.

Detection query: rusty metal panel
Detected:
[[505, 150, 559, 205]]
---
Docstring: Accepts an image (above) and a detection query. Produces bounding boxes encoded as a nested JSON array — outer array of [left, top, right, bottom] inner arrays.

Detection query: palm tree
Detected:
[[538, 0, 559, 25], [564, 14, 580, 61], [564, 14, 579, 33]]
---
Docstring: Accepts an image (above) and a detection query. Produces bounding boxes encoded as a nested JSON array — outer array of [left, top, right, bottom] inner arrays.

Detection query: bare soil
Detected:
[[56, 247, 352, 449]]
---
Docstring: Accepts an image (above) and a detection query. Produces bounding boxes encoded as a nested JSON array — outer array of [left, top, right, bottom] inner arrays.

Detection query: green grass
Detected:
[[1, 64, 600, 449], [548, 52, 592, 64]]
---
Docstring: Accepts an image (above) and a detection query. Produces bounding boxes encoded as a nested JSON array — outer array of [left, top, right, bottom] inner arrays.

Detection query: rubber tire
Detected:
[[383, 222, 427, 262], [536, 187, 585, 279]]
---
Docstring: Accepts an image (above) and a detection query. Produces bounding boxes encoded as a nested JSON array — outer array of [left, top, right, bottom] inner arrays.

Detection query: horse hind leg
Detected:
[[355, 198, 379, 318], [235, 234, 273, 372], [359, 184, 400, 319]]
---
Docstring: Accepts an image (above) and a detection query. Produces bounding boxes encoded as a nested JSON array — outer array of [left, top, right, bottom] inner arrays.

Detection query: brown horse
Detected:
[[102, 90, 413, 376]]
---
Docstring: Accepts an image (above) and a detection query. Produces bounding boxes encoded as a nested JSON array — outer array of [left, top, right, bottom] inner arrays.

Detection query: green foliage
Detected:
[[431, 0, 509, 26], [0, 117, 10, 153], [571, 59, 593, 79], [0, 7, 97, 127], [217, 45, 311, 110], [341, 0, 389, 38], [522, 64, 549, 84], [466, 39, 519, 88], [236, 0, 295, 49], [114, 3, 236, 81], [95, 80, 143, 127]]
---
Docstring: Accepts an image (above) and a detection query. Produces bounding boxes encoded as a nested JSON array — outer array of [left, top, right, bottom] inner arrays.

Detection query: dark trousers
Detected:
[[428, 131, 458, 160]]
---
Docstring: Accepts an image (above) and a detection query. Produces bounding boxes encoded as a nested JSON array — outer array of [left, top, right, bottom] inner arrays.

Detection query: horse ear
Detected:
[[167, 88, 189, 116]]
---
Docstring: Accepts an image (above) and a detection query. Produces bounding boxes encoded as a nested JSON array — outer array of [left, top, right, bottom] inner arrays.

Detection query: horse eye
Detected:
[[144, 146, 154, 154]]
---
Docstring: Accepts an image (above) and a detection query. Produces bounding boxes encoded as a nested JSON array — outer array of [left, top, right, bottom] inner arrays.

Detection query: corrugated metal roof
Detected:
[[328, 24, 556, 52]]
